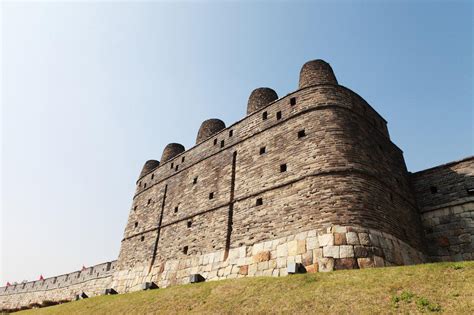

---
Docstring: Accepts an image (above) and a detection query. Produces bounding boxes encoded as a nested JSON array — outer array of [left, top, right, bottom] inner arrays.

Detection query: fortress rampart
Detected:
[[1, 59, 472, 311]]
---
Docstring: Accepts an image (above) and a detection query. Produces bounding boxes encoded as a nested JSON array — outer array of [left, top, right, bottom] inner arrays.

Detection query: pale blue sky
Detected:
[[1, 1, 472, 284]]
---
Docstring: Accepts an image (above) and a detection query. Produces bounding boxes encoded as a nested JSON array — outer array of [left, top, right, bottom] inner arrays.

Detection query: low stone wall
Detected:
[[0, 261, 116, 311], [111, 224, 426, 292]]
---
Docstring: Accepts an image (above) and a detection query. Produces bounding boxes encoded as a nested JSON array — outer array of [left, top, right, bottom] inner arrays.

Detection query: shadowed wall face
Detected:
[[411, 157, 474, 262]]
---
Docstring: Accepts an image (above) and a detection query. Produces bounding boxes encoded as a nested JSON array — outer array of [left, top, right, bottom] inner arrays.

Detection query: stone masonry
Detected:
[[1, 59, 472, 310]]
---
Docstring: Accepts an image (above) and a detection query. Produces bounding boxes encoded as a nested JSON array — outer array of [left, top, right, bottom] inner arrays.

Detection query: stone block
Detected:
[[339, 245, 354, 258], [248, 264, 257, 276], [373, 256, 385, 267], [305, 263, 318, 273], [317, 258, 334, 272], [306, 237, 319, 250], [288, 240, 306, 256], [346, 232, 360, 245], [334, 233, 346, 245], [302, 251, 313, 266], [323, 246, 340, 258], [318, 234, 334, 247], [277, 257, 287, 268], [276, 243, 288, 257], [253, 251, 271, 263], [369, 234, 380, 247], [333, 226, 347, 233], [358, 233, 370, 245], [257, 261, 269, 271], [334, 258, 358, 270], [312, 248, 323, 260], [354, 246, 368, 258], [268, 259, 277, 269], [279, 268, 288, 277], [357, 258, 374, 269]]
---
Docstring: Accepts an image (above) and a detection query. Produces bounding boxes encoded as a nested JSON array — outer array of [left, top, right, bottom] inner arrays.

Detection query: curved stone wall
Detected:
[[3, 59, 468, 311]]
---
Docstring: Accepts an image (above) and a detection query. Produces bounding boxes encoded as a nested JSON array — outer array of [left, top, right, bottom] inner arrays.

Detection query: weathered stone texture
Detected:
[[1, 59, 472, 311], [411, 157, 474, 261]]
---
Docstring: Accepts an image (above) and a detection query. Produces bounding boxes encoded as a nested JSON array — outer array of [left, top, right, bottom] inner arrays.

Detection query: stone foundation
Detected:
[[0, 225, 428, 310], [111, 225, 426, 292]]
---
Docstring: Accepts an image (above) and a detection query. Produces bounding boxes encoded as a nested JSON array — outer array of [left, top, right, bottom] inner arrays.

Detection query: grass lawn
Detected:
[[16, 261, 474, 314]]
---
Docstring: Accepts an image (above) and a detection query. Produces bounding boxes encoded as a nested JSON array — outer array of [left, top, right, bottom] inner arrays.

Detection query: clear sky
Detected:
[[1, 0, 472, 284]]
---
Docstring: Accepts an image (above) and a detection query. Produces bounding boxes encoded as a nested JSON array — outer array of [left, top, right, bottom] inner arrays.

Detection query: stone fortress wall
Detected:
[[0, 261, 117, 308], [411, 157, 474, 262], [1, 59, 472, 310]]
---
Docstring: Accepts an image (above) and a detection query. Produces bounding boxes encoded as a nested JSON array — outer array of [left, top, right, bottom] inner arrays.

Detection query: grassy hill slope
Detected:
[[18, 261, 474, 314]]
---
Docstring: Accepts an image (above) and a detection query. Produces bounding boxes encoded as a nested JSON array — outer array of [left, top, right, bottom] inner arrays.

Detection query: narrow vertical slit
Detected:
[[149, 184, 167, 272], [224, 151, 237, 260]]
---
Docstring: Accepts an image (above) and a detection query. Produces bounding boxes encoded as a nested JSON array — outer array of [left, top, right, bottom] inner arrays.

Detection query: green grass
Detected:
[[17, 261, 474, 314]]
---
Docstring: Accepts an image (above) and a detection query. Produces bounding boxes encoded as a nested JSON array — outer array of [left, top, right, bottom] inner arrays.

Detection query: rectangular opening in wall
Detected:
[[187, 220, 192, 228], [209, 192, 214, 200], [139, 181, 142, 187], [260, 146, 266, 155], [182, 156, 185, 162], [134, 222, 138, 228], [276, 111, 282, 120], [193, 177, 198, 184], [229, 129, 233, 137], [170, 162, 174, 169], [297, 129, 306, 138], [175, 165, 179, 171], [141, 236, 145, 242], [220, 140, 225, 148], [144, 183, 147, 188], [151, 174, 154, 180], [134, 206, 137, 211], [280, 163, 287, 172], [147, 199, 151, 205], [430, 186, 438, 194], [174, 206, 178, 213], [256, 198, 263, 206], [183, 246, 188, 255], [214, 139, 218, 145], [290, 97, 296, 106], [262, 111, 268, 120]]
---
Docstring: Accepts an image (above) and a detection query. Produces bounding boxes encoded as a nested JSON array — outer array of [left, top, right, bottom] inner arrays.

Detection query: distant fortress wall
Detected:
[[0, 261, 116, 309], [1, 59, 472, 311]]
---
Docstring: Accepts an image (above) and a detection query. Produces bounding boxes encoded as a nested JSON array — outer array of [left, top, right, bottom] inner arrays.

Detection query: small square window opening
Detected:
[[297, 129, 306, 138]]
